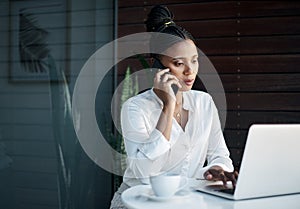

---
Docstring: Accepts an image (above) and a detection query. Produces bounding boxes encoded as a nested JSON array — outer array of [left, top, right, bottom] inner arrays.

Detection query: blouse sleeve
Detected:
[[121, 98, 181, 179], [196, 96, 234, 178]]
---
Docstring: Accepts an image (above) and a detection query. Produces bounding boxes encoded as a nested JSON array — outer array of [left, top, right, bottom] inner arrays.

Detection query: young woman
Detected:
[[110, 5, 237, 209]]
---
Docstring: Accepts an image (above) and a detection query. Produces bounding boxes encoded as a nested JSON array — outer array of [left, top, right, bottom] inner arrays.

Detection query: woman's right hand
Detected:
[[204, 166, 239, 188], [153, 68, 181, 106]]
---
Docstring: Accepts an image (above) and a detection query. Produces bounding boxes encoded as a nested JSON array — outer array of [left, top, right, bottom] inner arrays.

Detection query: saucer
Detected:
[[139, 186, 190, 202]]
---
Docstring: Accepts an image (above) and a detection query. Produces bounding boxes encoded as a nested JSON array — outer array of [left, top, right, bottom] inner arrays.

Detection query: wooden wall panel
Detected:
[[210, 55, 300, 74], [218, 74, 300, 92], [238, 1, 300, 17], [118, 2, 238, 25], [226, 93, 300, 111], [119, 16, 300, 39], [226, 111, 300, 130], [118, 1, 300, 168], [117, 54, 300, 75], [197, 36, 300, 55], [119, 0, 205, 8]]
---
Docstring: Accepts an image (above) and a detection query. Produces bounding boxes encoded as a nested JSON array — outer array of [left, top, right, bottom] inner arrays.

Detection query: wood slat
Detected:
[[118, 7, 147, 25], [197, 35, 300, 55], [12, 125, 53, 141], [119, 16, 300, 38], [118, 0, 206, 8], [118, 74, 300, 93], [16, 188, 58, 206], [224, 129, 248, 149], [14, 171, 58, 190], [118, 2, 239, 25], [214, 74, 300, 92], [239, 36, 300, 55], [116, 54, 300, 75], [118, 24, 144, 37], [197, 37, 240, 55], [116, 59, 300, 92], [226, 111, 300, 130], [115, 36, 300, 62], [8, 141, 56, 157], [118, 19, 237, 38], [164, 2, 239, 21], [16, 203, 57, 209], [209, 54, 300, 74], [0, 93, 50, 109], [165, 73, 300, 92], [119, 1, 300, 24], [11, 156, 57, 173], [229, 148, 244, 169], [226, 92, 300, 111], [238, 16, 300, 36], [239, 1, 300, 18], [184, 16, 300, 38]]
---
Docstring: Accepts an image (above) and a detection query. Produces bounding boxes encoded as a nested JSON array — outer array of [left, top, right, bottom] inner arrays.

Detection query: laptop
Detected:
[[196, 124, 300, 200]]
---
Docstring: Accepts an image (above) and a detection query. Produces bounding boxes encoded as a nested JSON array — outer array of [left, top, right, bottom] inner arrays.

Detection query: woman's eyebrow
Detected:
[[172, 55, 198, 60], [172, 57, 185, 60]]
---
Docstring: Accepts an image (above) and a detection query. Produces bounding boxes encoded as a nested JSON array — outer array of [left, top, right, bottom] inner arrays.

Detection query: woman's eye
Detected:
[[192, 59, 198, 64], [174, 62, 184, 67]]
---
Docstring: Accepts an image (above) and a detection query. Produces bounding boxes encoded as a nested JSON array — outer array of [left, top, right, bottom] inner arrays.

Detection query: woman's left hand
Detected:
[[204, 165, 239, 188]]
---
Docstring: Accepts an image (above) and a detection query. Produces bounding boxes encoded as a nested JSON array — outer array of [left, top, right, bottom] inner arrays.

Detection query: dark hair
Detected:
[[145, 5, 195, 57], [145, 5, 194, 40]]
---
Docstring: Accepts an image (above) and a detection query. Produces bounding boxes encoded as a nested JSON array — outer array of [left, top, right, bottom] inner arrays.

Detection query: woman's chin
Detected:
[[179, 86, 193, 92]]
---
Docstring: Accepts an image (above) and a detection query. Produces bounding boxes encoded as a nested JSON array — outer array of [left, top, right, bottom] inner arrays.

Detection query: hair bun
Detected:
[[145, 5, 175, 32]]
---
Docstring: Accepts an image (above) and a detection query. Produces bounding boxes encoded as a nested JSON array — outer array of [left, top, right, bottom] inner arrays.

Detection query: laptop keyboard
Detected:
[[216, 188, 235, 195]]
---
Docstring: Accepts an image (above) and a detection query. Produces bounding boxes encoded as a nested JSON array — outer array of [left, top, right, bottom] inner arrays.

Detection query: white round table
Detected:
[[121, 179, 300, 209], [121, 184, 205, 209]]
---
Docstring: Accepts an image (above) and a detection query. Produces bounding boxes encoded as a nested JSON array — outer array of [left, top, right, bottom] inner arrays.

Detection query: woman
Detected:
[[110, 5, 237, 208]]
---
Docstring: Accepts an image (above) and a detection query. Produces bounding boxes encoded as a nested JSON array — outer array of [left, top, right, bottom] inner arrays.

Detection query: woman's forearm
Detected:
[[156, 104, 175, 141]]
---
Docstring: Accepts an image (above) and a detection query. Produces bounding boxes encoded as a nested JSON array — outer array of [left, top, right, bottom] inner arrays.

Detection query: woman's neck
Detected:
[[175, 91, 183, 105]]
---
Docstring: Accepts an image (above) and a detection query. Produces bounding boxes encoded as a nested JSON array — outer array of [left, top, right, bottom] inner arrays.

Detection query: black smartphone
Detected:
[[152, 58, 179, 95]]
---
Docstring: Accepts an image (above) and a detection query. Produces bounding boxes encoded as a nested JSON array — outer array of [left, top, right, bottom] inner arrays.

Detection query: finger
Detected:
[[161, 73, 174, 83], [220, 172, 227, 187], [154, 69, 169, 82], [234, 171, 239, 179], [161, 71, 179, 82], [225, 171, 238, 188], [206, 174, 213, 180], [204, 171, 213, 180], [156, 68, 169, 77], [233, 171, 239, 188], [169, 79, 182, 89], [207, 168, 220, 179], [229, 173, 237, 188], [154, 69, 169, 83]]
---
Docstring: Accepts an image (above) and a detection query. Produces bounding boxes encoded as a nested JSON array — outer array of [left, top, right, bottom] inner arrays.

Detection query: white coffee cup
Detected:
[[150, 173, 188, 198]]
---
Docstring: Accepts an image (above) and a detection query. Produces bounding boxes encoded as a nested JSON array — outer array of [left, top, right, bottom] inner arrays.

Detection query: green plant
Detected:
[[107, 66, 140, 190], [19, 12, 49, 73]]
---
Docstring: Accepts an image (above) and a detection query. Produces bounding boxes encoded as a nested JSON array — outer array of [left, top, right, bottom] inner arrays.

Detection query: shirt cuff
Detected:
[[196, 163, 234, 179]]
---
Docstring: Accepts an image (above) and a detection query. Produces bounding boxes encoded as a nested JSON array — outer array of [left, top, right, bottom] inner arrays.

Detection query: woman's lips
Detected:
[[184, 79, 194, 86]]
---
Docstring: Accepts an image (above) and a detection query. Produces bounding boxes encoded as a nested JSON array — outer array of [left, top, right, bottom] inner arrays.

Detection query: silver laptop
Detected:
[[196, 124, 300, 200]]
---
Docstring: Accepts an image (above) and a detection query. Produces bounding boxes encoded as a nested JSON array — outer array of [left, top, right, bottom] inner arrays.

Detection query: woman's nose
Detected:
[[184, 64, 193, 75]]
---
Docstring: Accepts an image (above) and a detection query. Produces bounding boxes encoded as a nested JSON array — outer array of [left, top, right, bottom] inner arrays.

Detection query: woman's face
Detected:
[[160, 39, 198, 92]]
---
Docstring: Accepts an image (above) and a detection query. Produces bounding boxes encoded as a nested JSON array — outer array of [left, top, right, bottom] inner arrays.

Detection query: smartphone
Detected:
[[152, 58, 179, 95]]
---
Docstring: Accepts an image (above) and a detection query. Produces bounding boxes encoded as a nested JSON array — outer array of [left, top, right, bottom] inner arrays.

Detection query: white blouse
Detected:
[[121, 89, 233, 186]]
